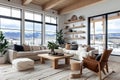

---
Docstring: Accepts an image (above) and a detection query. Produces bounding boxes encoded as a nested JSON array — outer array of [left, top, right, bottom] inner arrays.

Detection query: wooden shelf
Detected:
[[65, 37, 85, 40], [64, 17, 86, 41], [68, 25, 85, 29], [65, 31, 85, 34], [64, 19, 85, 24]]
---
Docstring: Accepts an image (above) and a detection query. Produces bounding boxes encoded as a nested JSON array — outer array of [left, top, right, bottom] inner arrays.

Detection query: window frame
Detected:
[[24, 11, 43, 45], [44, 15, 57, 44], [0, 5, 22, 44], [88, 10, 120, 56]]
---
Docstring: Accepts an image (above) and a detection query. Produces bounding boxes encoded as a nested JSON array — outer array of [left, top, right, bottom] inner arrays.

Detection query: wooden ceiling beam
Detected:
[[59, 0, 102, 15], [43, 0, 66, 11], [22, 0, 33, 5]]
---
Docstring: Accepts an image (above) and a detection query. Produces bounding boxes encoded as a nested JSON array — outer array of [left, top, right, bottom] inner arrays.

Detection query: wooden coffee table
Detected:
[[38, 54, 73, 69]]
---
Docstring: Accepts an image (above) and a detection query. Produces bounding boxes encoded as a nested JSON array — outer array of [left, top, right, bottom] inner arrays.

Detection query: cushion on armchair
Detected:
[[95, 54, 102, 61]]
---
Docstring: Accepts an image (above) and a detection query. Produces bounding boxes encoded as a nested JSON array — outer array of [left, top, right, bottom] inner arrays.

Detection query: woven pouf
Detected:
[[70, 62, 81, 78], [12, 58, 34, 71]]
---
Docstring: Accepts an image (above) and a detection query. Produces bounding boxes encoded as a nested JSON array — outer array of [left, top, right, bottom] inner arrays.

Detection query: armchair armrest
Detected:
[[8, 49, 17, 63]]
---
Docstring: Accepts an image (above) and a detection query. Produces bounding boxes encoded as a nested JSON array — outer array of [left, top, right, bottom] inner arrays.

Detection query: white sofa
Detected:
[[8, 44, 98, 63], [61, 46, 98, 61], [8, 45, 50, 63]]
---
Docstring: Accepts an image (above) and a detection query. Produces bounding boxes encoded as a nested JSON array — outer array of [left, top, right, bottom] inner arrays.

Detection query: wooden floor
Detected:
[[0, 55, 120, 80]]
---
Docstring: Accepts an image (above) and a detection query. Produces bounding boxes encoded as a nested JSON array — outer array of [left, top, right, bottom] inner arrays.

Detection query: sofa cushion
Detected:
[[70, 44, 78, 50], [14, 44, 24, 51], [40, 46, 47, 50], [30, 46, 40, 51], [22, 44, 30, 51], [86, 46, 95, 52], [17, 51, 38, 57]]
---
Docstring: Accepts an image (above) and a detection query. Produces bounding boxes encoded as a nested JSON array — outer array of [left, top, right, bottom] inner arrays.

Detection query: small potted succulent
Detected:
[[0, 31, 9, 64]]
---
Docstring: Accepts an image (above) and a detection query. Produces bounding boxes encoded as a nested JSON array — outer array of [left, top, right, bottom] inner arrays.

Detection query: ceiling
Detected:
[[22, 0, 103, 15]]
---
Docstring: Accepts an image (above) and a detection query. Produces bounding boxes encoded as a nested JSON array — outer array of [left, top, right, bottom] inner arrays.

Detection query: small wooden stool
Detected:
[[70, 62, 82, 78]]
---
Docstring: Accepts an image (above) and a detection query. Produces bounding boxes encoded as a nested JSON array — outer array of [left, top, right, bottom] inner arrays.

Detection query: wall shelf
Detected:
[[64, 19, 85, 24], [65, 37, 85, 40], [64, 16, 86, 42], [68, 25, 85, 29], [65, 31, 85, 34]]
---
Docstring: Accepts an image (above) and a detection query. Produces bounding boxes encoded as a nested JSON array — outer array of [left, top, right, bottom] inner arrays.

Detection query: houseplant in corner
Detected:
[[47, 41, 59, 55], [56, 29, 65, 47], [0, 31, 9, 64]]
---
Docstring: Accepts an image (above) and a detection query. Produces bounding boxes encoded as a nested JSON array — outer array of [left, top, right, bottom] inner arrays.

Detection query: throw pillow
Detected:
[[95, 54, 102, 61], [14, 44, 24, 51], [86, 45, 95, 52], [22, 44, 30, 51], [32, 46, 40, 51], [70, 44, 78, 50], [41, 46, 47, 50]]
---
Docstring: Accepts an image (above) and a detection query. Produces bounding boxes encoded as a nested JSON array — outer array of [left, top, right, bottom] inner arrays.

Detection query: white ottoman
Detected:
[[12, 58, 34, 71]]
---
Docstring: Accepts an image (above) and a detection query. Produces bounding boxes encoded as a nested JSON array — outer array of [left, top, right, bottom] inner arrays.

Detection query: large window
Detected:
[[108, 14, 120, 55], [88, 11, 120, 55], [0, 5, 21, 44], [45, 15, 57, 44], [25, 11, 42, 45], [0, 5, 58, 46]]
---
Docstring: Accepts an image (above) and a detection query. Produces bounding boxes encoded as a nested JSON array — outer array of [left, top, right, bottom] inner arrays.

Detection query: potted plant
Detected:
[[47, 41, 59, 55], [0, 31, 9, 64], [56, 29, 65, 47]]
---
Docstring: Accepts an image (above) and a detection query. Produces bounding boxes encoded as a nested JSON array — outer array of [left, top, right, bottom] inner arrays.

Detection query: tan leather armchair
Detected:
[[81, 49, 113, 80]]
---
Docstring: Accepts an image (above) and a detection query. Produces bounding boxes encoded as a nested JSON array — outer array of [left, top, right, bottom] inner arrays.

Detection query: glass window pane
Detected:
[[45, 16, 50, 23], [34, 31, 41, 45], [34, 13, 41, 21], [12, 8, 21, 18], [25, 11, 33, 20], [108, 18, 120, 55], [1, 29, 20, 44], [1, 18, 20, 30], [90, 16, 106, 53], [45, 32, 56, 44], [45, 24, 56, 44], [45, 24, 56, 33], [0, 6, 10, 16], [25, 21, 33, 30], [34, 23, 41, 31], [51, 17, 56, 24], [25, 31, 33, 45]]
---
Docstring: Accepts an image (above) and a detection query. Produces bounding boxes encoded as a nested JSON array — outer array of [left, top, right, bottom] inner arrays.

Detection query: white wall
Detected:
[[59, 0, 120, 44]]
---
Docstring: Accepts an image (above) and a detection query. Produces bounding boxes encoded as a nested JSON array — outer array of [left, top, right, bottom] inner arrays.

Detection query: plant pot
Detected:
[[54, 49, 63, 53], [0, 55, 7, 64]]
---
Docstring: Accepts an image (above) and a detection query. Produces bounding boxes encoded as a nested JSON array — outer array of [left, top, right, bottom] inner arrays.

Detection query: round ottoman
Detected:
[[12, 58, 34, 71], [70, 62, 81, 78]]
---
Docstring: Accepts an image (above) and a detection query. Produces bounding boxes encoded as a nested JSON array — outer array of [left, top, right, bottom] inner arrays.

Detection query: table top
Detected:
[[38, 53, 74, 60]]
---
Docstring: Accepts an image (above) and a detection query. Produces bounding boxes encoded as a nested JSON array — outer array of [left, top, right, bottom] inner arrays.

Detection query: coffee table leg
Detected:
[[52, 59, 58, 69], [65, 58, 70, 65], [40, 57, 45, 64]]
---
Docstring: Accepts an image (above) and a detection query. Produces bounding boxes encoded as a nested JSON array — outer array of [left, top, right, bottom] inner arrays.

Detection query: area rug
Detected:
[[0, 60, 119, 80], [59, 68, 115, 80], [59, 61, 118, 80]]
